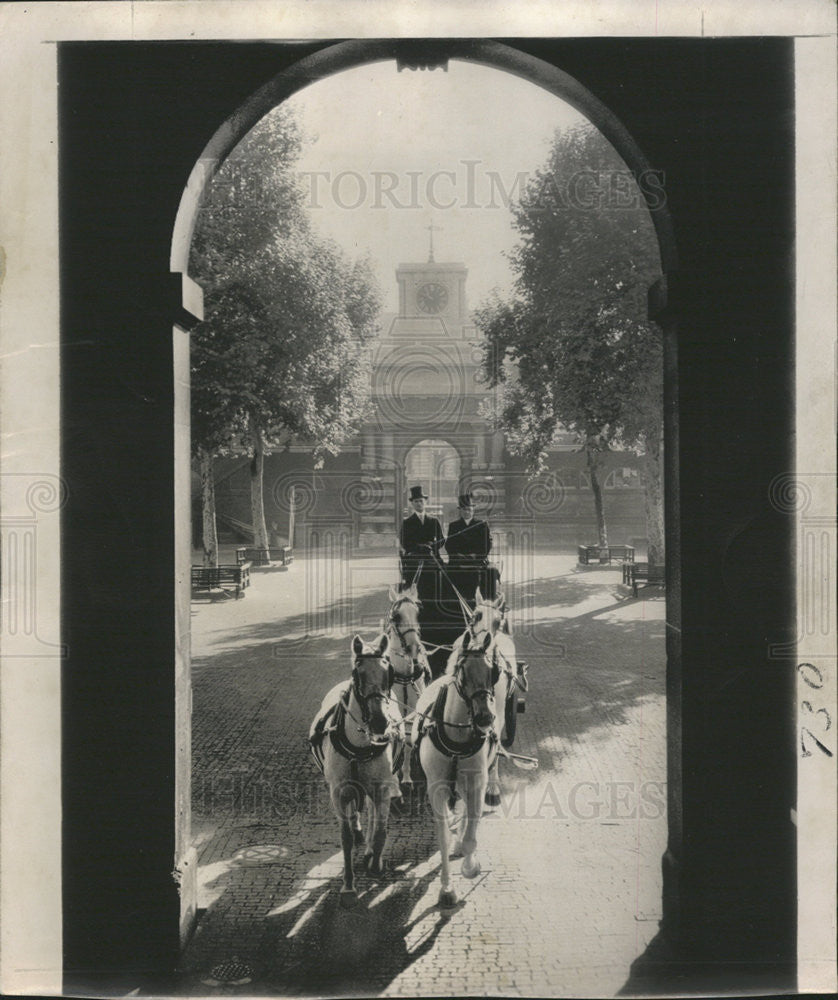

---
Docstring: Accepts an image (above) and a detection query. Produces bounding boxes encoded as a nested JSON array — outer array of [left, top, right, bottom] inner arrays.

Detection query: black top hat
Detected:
[[409, 485, 428, 501], [458, 493, 475, 508]]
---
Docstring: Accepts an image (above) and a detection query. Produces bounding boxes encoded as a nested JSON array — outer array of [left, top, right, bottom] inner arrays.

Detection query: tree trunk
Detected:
[[199, 445, 219, 568], [586, 443, 608, 548], [643, 426, 665, 566], [250, 421, 270, 549], [288, 486, 296, 549]]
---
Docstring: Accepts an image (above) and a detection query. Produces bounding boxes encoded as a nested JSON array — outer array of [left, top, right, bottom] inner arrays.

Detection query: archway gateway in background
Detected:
[[404, 440, 460, 517]]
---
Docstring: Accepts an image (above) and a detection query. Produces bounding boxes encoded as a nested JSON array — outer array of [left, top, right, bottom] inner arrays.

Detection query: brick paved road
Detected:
[[177, 549, 666, 997]]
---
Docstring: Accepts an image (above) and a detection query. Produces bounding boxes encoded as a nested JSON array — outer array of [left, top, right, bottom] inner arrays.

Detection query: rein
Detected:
[[426, 549, 475, 625], [407, 551, 473, 626], [393, 695, 473, 730], [392, 651, 485, 731]]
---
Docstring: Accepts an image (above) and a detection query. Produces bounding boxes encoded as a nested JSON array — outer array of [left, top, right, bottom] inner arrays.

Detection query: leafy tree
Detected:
[[189, 284, 253, 567], [475, 123, 664, 560], [190, 108, 380, 562]]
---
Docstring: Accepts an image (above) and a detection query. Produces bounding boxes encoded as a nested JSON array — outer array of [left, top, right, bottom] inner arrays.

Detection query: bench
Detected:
[[607, 545, 635, 564], [623, 561, 665, 596], [578, 545, 602, 565], [578, 544, 635, 566], [235, 546, 294, 568], [191, 561, 251, 599]]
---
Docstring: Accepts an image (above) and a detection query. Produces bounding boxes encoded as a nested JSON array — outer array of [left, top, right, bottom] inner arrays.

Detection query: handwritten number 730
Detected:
[[798, 664, 833, 758]]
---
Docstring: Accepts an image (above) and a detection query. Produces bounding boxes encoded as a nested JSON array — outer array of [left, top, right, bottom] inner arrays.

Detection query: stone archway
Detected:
[[403, 437, 461, 518], [55, 37, 800, 990], [171, 36, 679, 957]]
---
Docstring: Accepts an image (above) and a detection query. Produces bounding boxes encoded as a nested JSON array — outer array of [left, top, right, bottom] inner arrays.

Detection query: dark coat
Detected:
[[400, 512, 444, 555], [444, 517, 497, 602], [444, 517, 492, 562]]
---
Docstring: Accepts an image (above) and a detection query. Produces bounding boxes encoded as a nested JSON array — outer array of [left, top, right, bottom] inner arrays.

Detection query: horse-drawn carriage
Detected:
[[309, 552, 532, 908], [396, 546, 527, 746], [399, 546, 498, 667]]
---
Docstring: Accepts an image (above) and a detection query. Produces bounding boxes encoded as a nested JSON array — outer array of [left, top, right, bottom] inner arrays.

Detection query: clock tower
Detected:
[[396, 261, 468, 328], [355, 243, 516, 549]]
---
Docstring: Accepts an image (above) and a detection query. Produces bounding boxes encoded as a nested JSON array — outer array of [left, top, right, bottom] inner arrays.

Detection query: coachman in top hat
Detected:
[[444, 492, 499, 602], [399, 484, 444, 600]]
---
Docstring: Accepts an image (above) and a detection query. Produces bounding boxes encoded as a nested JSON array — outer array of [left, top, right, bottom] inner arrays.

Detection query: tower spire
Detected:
[[425, 222, 443, 263]]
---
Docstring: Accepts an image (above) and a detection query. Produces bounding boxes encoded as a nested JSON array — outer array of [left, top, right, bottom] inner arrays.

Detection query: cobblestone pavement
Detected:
[[177, 548, 666, 997]]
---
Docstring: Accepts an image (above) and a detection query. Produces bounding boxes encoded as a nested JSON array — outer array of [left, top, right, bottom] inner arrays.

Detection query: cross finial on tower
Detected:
[[426, 222, 443, 263]]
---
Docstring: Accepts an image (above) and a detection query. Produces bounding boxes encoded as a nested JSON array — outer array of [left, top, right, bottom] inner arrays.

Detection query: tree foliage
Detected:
[[189, 107, 381, 556], [475, 123, 664, 556]]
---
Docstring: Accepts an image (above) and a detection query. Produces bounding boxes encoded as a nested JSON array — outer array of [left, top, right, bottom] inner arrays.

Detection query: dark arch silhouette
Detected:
[[171, 38, 676, 278], [171, 32, 680, 935], [56, 37, 797, 992]]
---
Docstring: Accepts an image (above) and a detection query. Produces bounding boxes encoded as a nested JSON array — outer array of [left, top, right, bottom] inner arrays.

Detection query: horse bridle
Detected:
[[470, 603, 512, 679], [469, 604, 504, 640], [350, 651, 396, 742], [454, 646, 499, 732], [386, 596, 425, 682]]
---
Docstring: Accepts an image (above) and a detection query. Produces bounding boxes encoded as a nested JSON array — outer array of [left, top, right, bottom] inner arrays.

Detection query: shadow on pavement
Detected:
[[617, 930, 796, 997], [500, 603, 666, 780], [177, 809, 448, 994], [504, 569, 618, 609], [265, 865, 451, 995], [183, 555, 667, 995]]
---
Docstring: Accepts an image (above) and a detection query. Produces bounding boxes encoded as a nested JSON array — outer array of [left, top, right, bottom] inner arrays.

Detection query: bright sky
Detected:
[[282, 60, 587, 314]]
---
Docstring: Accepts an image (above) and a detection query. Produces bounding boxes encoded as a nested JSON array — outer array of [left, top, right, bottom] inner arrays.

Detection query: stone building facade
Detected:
[[205, 253, 649, 553]]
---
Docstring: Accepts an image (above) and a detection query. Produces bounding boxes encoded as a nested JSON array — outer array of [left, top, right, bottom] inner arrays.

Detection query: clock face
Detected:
[[416, 282, 449, 314]]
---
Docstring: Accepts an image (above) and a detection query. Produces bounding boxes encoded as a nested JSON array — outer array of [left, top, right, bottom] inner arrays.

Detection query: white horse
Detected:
[[382, 584, 431, 790], [416, 629, 499, 908], [445, 588, 527, 806], [309, 633, 402, 906]]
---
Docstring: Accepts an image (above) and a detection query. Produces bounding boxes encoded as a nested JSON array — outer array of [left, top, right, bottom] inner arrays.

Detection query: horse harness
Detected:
[[424, 682, 498, 760], [309, 679, 405, 777], [386, 597, 431, 701], [470, 616, 528, 695]]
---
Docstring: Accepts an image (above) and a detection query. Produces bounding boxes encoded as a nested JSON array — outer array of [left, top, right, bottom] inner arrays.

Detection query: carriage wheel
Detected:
[[502, 686, 518, 748]]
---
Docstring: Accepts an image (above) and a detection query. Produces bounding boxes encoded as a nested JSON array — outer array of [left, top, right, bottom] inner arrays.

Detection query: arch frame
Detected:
[[170, 38, 677, 280], [171, 36, 682, 954], [54, 35, 801, 990]]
